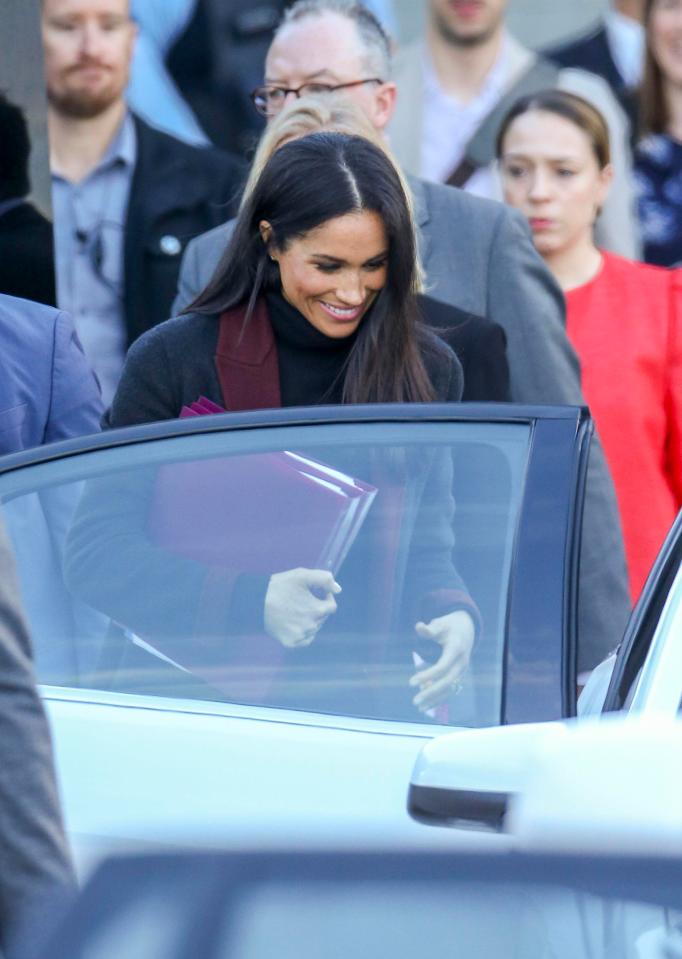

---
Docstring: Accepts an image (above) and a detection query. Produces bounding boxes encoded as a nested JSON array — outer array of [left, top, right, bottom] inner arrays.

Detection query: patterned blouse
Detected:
[[634, 133, 682, 267]]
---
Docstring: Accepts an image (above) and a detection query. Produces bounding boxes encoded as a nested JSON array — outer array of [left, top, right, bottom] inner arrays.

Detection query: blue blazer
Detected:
[[0, 294, 103, 454], [0, 296, 104, 683]]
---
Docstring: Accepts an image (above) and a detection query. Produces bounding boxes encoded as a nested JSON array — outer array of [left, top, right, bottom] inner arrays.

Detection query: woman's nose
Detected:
[[336, 276, 365, 305], [528, 171, 552, 201]]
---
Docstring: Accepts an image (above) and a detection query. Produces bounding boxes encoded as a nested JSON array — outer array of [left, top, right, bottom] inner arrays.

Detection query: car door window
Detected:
[[603, 512, 682, 714], [1, 419, 537, 728]]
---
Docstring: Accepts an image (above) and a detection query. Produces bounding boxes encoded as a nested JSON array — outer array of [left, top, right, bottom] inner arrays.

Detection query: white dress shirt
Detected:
[[419, 39, 510, 198], [604, 9, 645, 89]]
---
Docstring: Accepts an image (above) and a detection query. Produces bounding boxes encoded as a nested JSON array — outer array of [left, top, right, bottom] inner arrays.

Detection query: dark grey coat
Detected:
[[105, 307, 464, 429], [0, 522, 75, 956]]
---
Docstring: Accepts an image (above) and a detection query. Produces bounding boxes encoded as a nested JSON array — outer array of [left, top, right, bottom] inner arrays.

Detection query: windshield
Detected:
[[1, 420, 531, 728]]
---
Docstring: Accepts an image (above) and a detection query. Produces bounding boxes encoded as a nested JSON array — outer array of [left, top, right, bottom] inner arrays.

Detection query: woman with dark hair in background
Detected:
[[634, 0, 682, 266], [69, 132, 477, 716], [497, 89, 682, 601]]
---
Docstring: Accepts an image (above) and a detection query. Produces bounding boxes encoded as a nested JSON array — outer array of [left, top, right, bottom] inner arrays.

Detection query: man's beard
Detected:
[[433, 10, 501, 48], [47, 69, 121, 119]]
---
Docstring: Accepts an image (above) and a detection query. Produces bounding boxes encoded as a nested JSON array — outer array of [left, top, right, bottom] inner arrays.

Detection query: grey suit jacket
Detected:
[[0, 522, 75, 957], [172, 178, 631, 671]]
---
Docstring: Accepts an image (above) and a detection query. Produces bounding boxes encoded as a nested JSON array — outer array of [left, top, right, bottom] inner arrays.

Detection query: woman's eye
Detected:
[[315, 263, 340, 273], [504, 165, 526, 178], [364, 261, 387, 272], [556, 168, 576, 178]]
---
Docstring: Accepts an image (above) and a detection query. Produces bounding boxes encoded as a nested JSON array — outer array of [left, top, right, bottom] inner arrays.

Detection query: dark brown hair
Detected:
[[641, 0, 668, 135], [495, 89, 611, 169], [189, 132, 436, 404]]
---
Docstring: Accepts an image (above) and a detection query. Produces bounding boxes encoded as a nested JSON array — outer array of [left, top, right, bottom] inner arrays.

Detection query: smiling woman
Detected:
[[84, 131, 477, 713]]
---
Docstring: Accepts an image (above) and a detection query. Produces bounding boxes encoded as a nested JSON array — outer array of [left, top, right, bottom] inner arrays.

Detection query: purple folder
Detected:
[[151, 399, 377, 574]]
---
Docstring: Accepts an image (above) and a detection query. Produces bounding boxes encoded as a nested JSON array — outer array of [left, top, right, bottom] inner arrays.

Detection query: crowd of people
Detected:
[[1, 0, 682, 952]]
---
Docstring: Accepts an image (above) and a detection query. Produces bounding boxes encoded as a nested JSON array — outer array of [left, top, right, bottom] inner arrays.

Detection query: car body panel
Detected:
[[408, 509, 682, 832], [0, 404, 592, 859]]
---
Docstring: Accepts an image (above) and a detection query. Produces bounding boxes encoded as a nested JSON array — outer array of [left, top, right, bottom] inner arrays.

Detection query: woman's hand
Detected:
[[409, 610, 475, 713], [264, 568, 341, 649]]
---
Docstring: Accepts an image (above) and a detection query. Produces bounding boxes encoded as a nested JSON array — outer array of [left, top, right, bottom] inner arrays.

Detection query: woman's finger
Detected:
[[409, 631, 459, 687], [301, 569, 342, 594], [315, 594, 338, 618], [412, 668, 462, 711]]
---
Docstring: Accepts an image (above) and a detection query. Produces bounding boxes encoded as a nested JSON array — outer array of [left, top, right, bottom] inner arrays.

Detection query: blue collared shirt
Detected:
[[52, 112, 136, 407]]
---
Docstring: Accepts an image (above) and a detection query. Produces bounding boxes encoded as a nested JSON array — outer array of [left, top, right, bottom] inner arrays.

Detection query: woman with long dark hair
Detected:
[[72, 132, 477, 717], [634, 0, 682, 266], [110, 132, 451, 423]]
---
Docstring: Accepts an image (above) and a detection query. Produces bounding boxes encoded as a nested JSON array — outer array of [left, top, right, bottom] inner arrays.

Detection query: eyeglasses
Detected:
[[250, 78, 384, 117]]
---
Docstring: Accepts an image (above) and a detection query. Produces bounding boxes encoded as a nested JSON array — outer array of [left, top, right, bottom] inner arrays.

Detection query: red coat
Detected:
[[565, 252, 682, 600]]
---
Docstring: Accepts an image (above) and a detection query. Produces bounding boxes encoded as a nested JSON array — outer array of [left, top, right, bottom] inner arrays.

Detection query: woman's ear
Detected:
[[259, 220, 275, 258], [595, 163, 614, 215]]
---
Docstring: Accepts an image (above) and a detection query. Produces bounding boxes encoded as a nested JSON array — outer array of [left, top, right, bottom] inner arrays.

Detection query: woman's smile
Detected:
[[317, 298, 372, 323], [261, 209, 388, 339]]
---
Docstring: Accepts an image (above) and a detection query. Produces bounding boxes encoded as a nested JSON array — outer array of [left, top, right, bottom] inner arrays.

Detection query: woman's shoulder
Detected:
[[416, 293, 486, 328], [128, 311, 220, 364], [600, 251, 675, 296], [417, 325, 464, 402]]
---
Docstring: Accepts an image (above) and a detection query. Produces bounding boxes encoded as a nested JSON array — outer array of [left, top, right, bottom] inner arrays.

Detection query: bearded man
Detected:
[[43, 0, 244, 404]]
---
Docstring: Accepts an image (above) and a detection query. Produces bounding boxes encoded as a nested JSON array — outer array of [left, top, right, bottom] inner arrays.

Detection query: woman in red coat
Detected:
[[497, 89, 682, 601]]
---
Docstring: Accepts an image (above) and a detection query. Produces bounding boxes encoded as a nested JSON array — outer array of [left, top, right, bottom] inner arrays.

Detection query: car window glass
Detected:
[[625, 556, 682, 715], [605, 522, 682, 713], [0, 421, 530, 728]]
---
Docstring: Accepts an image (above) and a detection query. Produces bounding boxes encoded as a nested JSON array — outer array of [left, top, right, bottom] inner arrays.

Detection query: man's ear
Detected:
[[373, 81, 398, 131]]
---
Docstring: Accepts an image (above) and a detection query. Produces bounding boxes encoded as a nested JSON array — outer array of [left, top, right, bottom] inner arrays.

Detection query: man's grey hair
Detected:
[[278, 0, 392, 79]]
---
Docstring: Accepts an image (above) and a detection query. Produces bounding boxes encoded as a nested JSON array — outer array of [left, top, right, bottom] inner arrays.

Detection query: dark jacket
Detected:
[[545, 22, 639, 131], [0, 201, 56, 307], [0, 520, 75, 957], [72, 299, 473, 711], [123, 116, 245, 347], [418, 295, 510, 402], [105, 298, 466, 428]]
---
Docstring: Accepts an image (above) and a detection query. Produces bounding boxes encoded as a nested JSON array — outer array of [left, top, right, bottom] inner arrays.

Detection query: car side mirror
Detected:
[[407, 722, 567, 830]]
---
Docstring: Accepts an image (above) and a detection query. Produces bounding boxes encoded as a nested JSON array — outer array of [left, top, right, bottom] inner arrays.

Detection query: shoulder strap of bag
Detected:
[[445, 57, 561, 189]]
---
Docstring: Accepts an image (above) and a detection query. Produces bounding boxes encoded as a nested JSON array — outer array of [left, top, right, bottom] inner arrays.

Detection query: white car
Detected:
[[0, 403, 670, 863]]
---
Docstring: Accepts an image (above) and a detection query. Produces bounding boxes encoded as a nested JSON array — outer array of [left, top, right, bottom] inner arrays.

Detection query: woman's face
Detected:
[[499, 110, 612, 259], [263, 209, 389, 338], [650, 0, 682, 89]]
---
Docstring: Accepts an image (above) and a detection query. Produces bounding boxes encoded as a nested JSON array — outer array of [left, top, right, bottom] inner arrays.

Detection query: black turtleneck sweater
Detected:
[[265, 290, 359, 406]]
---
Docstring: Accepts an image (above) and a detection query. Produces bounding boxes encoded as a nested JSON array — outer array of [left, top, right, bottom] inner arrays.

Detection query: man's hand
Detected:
[[264, 568, 341, 649], [409, 610, 475, 713]]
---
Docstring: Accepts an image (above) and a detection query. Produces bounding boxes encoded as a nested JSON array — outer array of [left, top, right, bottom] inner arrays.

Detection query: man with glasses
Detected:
[[43, 0, 244, 405], [174, 0, 632, 675]]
